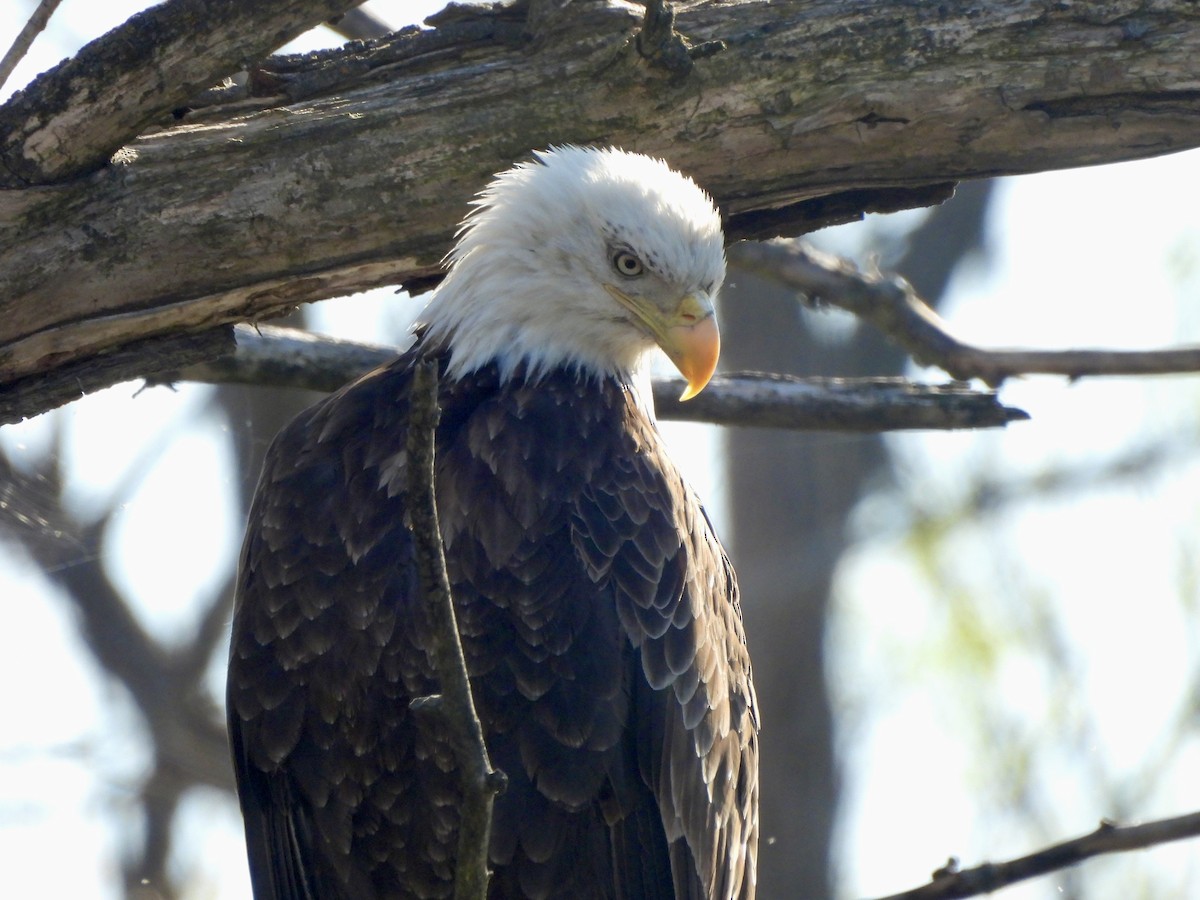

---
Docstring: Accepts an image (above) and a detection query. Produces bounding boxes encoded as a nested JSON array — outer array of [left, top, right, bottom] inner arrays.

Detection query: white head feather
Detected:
[[422, 146, 726, 387]]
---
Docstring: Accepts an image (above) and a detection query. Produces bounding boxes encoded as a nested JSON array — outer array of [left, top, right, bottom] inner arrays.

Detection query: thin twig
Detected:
[[872, 812, 1200, 900], [169, 324, 1026, 431], [729, 239, 1200, 387], [405, 358, 502, 900], [0, 0, 63, 92]]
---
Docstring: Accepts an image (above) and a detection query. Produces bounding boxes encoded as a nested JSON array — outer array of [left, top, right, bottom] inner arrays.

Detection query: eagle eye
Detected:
[[612, 250, 644, 278]]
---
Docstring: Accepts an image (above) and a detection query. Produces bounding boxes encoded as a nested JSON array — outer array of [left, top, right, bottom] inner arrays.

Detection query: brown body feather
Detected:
[[228, 340, 758, 899]]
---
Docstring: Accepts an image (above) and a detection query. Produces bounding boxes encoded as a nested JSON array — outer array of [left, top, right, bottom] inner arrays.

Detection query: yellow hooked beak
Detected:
[[604, 285, 720, 401]]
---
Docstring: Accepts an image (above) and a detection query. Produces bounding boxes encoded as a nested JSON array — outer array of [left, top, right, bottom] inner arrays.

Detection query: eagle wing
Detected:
[[228, 366, 428, 899], [564, 390, 759, 900], [436, 369, 759, 899]]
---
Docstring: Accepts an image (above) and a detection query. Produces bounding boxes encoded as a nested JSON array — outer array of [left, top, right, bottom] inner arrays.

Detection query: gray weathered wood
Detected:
[[0, 0, 362, 186], [163, 324, 1027, 432], [2, 0, 1199, 422]]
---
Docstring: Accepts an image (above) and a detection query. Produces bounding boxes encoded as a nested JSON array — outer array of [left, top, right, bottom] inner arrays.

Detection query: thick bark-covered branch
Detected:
[[1, 0, 1199, 421], [0, 0, 362, 186], [168, 324, 1028, 431], [0, 327, 233, 426]]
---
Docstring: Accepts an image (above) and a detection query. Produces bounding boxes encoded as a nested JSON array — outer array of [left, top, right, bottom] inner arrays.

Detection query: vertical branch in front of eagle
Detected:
[[405, 358, 505, 900]]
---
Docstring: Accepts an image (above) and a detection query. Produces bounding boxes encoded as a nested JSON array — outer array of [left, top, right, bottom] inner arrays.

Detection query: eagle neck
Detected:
[[425, 333, 659, 425]]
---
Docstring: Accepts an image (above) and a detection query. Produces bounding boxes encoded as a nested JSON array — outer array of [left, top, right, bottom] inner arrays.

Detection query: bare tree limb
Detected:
[[873, 812, 1200, 900], [0, 327, 233, 427], [326, 6, 393, 42], [171, 323, 402, 393], [730, 239, 1200, 387], [0, 0, 63, 93], [3, 0, 1199, 421], [166, 324, 1027, 431], [655, 373, 1027, 432], [0, 0, 364, 186], [405, 358, 503, 900]]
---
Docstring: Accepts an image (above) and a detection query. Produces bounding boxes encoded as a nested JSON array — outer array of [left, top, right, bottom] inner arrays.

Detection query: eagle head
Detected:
[[422, 146, 726, 400]]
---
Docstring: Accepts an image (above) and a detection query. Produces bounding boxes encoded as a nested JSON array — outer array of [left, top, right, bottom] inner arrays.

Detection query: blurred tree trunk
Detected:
[[723, 180, 994, 897]]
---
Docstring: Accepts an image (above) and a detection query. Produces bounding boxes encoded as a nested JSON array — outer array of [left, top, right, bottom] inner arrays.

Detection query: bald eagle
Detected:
[[228, 146, 759, 900]]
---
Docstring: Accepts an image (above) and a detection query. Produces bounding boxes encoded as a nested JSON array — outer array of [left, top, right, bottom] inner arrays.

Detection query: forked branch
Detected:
[[730, 240, 1200, 387]]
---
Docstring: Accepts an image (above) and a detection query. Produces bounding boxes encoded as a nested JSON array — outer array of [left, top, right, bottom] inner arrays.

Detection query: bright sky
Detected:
[[830, 155, 1200, 897], [2, 2, 1200, 899]]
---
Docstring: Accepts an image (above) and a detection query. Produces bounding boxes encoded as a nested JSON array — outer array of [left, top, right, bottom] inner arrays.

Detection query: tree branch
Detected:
[[3, 0, 1199, 419], [326, 6, 393, 42], [0, 0, 365, 186], [0, 0, 64, 93], [656, 373, 1027, 432], [171, 324, 400, 393], [0, 327, 233, 427], [730, 239, 1200, 387], [873, 812, 1200, 900], [167, 324, 1027, 431], [405, 358, 503, 899]]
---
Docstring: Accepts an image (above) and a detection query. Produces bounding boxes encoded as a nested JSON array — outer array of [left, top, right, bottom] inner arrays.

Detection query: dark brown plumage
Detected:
[[228, 146, 758, 899]]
